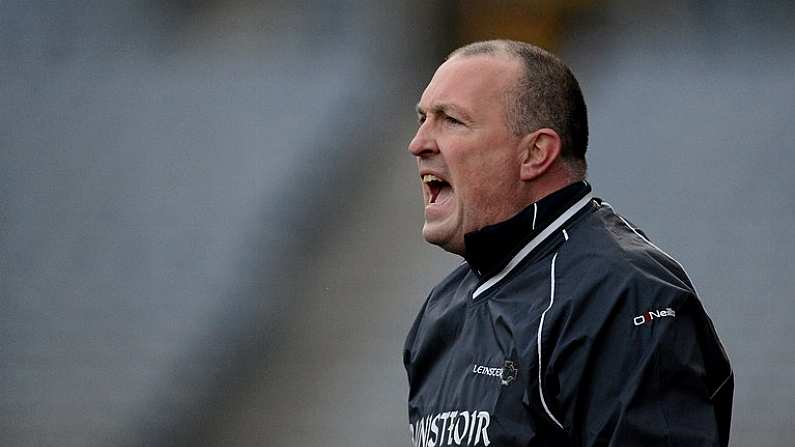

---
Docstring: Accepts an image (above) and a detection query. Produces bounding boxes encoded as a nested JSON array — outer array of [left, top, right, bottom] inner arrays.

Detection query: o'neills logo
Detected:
[[633, 307, 676, 326], [409, 410, 491, 446]]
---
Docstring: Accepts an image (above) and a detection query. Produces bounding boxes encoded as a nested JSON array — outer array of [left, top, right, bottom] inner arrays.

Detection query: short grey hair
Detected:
[[448, 40, 588, 177]]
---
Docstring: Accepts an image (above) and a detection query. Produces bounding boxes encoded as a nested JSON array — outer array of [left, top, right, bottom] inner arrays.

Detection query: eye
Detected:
[[444, 115, 463, 126], [417, 114, 426, 125]]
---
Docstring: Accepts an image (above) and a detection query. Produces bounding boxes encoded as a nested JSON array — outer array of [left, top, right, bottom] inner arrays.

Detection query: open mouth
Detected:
[[422, 174, 452, 205]]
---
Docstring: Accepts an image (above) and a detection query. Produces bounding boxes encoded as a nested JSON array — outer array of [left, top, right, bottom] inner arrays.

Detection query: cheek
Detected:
[[457, 152, 514, 192], [451, 144, 498, 178], [447, 136, 518, 201], [455, 168, 507, 218]]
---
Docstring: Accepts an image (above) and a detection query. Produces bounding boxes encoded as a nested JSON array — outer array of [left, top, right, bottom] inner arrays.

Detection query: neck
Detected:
[[463, 180, 591, 278]]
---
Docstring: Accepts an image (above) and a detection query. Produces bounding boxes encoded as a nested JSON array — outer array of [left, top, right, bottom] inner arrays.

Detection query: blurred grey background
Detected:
[[2, 1, 793, 445]]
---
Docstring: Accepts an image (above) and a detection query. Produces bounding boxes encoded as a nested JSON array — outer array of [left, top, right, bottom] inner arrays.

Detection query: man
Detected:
[[403, 40, 733, 446]]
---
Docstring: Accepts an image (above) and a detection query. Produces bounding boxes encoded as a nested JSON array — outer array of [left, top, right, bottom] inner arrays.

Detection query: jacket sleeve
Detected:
[[542, 265, 733, 446]]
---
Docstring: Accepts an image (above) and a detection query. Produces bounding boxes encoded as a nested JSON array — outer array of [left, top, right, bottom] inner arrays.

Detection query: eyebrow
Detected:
[[415, 102, 473, 122]]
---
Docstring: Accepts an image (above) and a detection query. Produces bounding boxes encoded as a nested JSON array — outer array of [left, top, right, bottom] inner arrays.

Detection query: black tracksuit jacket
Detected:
[[403, 182, 733, 446]]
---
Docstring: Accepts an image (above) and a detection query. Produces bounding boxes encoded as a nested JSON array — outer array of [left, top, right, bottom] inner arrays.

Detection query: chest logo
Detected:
[[500, 360, 518, 386], [472, 360, 518, 386], [633, 307, 676, 326]]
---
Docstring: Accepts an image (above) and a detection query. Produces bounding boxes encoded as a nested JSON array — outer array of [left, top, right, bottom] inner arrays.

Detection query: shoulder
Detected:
[[426, 262, 474, 306], [406, 262, 474, 343], [553, 202, 695, 315], [404, 262, 474, 372]]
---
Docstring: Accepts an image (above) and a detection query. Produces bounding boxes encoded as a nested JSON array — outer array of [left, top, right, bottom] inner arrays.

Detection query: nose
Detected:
[[408, 122, 439, 157]]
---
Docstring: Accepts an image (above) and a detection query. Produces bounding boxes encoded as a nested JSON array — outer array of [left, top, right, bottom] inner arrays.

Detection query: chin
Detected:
[[422, 225, 464, 255]]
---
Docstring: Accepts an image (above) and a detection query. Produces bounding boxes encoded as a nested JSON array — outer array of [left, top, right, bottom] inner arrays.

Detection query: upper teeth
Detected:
[[422, 174, 443, 183]]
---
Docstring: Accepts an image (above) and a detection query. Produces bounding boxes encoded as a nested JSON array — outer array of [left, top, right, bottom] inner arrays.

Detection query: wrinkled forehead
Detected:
[[418, 54, 522, 115]]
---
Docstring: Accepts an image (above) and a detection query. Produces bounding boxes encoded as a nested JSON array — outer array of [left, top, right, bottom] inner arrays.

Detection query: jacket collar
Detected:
[[463, 181, 592, 279]]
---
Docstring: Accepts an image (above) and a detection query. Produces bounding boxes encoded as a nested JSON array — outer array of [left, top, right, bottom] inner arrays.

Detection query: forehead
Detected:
[[418, 54, 522, 115]]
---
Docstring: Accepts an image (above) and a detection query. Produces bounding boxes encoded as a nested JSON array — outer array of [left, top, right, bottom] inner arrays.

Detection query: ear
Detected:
[[519, 128, 562, 181]]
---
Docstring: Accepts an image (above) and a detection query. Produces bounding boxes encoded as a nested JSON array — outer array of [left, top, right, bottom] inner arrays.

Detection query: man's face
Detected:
[[409, 54, 527, 255]]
